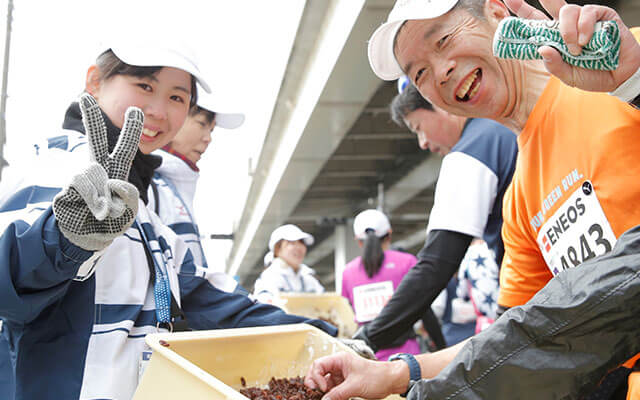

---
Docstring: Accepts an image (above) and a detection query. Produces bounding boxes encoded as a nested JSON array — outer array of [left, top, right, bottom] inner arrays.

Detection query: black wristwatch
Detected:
[[388, 353, 421, 397]]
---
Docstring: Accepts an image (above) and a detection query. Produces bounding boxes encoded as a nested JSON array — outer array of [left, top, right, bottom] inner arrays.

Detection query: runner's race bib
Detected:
[[352, 281, 394, 323], [536, 181, 617, 276]]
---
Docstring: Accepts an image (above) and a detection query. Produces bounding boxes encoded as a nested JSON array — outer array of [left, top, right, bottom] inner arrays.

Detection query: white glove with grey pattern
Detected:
[[53, 93, 143, 251]]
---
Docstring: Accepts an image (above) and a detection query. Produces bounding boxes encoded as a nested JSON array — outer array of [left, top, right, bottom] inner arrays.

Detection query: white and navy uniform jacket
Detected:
[[148, 150, 243, 294], [362, 118, 518, 351], [0, 105, 335, 400], [426, 118, 518, 263], [253, 258, 325, 303]]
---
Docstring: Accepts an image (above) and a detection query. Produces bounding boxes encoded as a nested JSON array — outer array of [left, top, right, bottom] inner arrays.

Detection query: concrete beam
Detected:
[[228, 0, 396, 279]]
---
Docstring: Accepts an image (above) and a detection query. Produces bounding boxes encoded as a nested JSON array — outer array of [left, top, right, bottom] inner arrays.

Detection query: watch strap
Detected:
[[388, 353, 421, 397]]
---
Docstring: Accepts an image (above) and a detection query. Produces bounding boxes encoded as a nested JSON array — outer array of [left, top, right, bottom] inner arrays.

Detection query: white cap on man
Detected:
[[104, 33, 211, 93], [353, 209, 391, 240], [268, 224, 314, 251], [196, 88, 246, 129], [367, 0, 459, 81]]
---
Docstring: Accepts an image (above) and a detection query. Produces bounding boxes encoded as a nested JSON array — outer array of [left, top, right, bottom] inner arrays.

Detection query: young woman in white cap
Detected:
[[341, 209, 422, 360], [148, 88, 246, 294], [253, 224, 325, 303], [0, 40, 335, 400]]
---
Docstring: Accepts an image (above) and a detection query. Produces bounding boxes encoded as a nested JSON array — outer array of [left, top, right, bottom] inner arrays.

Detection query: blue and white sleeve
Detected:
[[427, 152, 498, 238]]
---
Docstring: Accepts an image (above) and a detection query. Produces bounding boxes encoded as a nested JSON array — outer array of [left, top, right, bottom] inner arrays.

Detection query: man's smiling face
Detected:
[[394, 3, 513, 120]]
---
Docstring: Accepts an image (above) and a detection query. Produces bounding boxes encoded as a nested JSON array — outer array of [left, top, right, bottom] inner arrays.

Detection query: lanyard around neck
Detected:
[[135, 220, 172, 325]]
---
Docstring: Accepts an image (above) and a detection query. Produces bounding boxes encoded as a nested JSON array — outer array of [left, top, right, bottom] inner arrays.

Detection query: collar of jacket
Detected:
[[272, 257, 316, 277], [160, 145, 199, 172], [62, 101, 162, 204]]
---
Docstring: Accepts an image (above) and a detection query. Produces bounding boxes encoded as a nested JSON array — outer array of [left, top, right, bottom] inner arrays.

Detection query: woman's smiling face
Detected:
[[87, 66, 192, 154]]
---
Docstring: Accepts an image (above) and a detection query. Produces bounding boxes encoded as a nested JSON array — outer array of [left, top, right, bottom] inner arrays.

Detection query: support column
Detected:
[[334, 221, 361, 293], [334, 224, 347, 294]]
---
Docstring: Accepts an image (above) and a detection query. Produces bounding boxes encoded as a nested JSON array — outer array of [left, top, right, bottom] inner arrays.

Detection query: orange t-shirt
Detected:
[[499, 77, 640, 306], [498, 27, 640, 392]]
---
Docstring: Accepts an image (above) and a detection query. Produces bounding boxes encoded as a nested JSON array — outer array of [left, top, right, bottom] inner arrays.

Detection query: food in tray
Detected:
[[239, 376, 324, 400]]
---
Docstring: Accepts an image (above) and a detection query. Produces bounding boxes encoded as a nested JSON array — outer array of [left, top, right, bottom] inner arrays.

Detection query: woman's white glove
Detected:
[[53, 93, 143, 251]]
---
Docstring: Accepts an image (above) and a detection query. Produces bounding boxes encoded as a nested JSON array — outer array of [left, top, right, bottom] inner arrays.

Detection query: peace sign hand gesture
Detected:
[[504, 0, 640, 92], [53, 93, 144, 251]]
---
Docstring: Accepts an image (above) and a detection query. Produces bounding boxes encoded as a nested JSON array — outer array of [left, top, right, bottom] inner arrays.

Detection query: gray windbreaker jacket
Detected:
[[408, 225, 640, 400]]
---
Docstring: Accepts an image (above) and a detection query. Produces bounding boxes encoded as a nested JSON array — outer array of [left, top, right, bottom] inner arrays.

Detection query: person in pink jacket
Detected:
[[341, 209, 421, 360]]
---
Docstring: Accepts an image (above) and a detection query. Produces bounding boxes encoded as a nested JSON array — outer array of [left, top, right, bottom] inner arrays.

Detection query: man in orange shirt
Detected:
[[305, 0, 640, 399]]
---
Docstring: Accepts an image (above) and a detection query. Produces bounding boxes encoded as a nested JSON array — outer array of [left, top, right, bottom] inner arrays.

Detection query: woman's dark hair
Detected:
[[189, 105, 216, 124], [95, 49, 198, 107], [363, 229, 389, 278], [389, 84, 433, 128]]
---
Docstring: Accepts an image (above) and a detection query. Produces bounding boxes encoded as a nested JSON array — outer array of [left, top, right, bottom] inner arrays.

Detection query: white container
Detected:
[[134, 324, 354, 400], [277, 292, 358, 338]]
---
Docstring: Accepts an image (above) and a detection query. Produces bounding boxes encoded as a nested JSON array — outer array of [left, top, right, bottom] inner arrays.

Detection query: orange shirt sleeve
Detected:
[[498, 180, 553, 308]]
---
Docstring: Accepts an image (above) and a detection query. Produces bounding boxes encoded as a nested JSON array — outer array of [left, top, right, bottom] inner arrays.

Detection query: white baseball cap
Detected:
[[353, 209, 391, 240], [368, 0, 459, 81], [196, 88, 246, 130], [104, 36, 211, 93], [268, 224, 314, 251]]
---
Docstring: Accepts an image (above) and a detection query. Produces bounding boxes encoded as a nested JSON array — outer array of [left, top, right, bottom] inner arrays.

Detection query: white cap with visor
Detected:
[[104, 35, 211, 93], [268, 224, 314, 251], [368, 0, 459, 81], [196, 88, 246, 130], [353, 209, 391, 240]]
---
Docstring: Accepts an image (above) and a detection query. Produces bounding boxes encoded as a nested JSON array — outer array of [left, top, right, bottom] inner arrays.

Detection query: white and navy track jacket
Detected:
[[148, 150, 242, 294], [253, 258, 325, 304], [0, 131, 335, 400]]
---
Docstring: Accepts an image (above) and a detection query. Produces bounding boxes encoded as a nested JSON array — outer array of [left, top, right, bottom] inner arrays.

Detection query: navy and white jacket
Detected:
[[148, 150, 243, 294], [363, 118, 518, 350], [253, 258, 325, 304], [426, 118, 518, 264], [0, 110, 335, 400]]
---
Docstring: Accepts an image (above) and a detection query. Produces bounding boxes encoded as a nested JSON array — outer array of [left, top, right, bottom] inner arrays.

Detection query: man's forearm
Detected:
[[417, 340, 468, 379]]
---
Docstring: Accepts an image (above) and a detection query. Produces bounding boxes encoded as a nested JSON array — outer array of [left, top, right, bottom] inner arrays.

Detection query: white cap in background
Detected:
[[353, 209, 391, 240], [103, 35, 211, 93], [268, 224, 314, 251], [368, 0, 459, 81], [196, 88, 245, 129]]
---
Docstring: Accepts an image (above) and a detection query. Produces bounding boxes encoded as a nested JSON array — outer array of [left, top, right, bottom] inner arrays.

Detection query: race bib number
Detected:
[[536, 181, 616, 276], [352, 281, 394, 323]]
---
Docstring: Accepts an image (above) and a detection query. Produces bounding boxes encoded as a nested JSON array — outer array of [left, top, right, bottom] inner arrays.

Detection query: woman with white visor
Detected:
[[253, 224, 325, 303]]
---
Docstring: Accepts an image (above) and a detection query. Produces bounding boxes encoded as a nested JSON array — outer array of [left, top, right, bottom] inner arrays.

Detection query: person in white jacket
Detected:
[[253, 224, 325, 303], [148, 90, 245, 293], [0, 38, 335, 400]]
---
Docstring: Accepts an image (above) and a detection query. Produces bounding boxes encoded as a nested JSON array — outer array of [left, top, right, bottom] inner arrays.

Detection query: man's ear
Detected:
[[85, 65, 102, 97], [484, 0, 510, 26]]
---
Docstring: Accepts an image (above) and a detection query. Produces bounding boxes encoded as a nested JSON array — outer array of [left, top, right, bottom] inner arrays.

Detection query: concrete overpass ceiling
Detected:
[[228, 0, 400, 285], [235, 0, 636, 291]]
